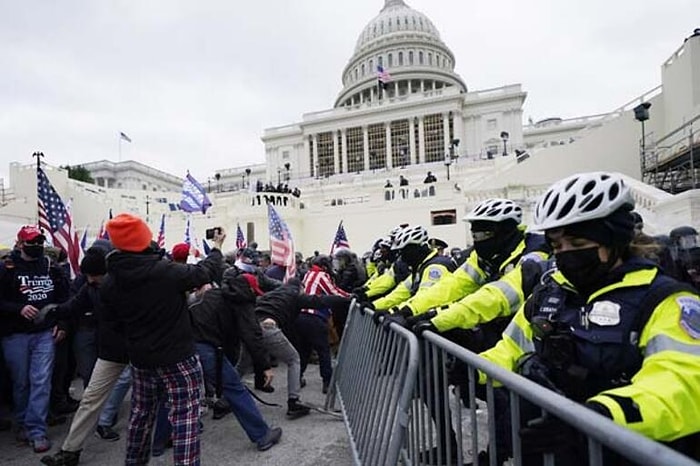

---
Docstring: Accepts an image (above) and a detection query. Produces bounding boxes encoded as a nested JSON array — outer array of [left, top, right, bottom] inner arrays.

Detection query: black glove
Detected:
[[381, 313, 407, 331], [519, 415, 576, 455], [405, 309, 437, 331], [371, 308, 387, 326], [412, 320, 437, 336], [352, 287, 368, 302]]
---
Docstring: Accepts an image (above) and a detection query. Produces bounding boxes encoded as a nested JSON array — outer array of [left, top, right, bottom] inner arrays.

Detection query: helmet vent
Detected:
[[558, 197, 575, 219]]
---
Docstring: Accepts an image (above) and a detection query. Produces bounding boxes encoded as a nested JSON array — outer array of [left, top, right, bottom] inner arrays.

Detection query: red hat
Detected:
[[106, 213, 153, 252], [171, 243, 190, 263], [17, 225, 46, 243], [241, 273, 264, 296]]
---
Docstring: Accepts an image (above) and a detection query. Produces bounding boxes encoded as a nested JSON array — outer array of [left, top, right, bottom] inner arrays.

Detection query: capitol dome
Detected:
[[335, 0, 467, 108]]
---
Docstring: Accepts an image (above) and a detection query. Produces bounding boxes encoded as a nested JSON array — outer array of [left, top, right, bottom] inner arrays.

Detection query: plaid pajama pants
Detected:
[[126, 355, 203, 466]]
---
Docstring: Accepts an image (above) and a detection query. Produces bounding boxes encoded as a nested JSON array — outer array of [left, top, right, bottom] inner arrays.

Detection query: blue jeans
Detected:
[[195, 343, 269, 443], [98, 366, 131, 427], [73, 328, 98, 388], [1, 330, 55, 440]]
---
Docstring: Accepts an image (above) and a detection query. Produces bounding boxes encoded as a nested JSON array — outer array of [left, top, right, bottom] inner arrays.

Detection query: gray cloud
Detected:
[[0, 0, 697, 183]]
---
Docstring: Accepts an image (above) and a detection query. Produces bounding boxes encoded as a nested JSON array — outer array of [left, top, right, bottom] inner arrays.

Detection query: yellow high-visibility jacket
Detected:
[[373, 250, 454, 311], [480, 266, 700, 442]]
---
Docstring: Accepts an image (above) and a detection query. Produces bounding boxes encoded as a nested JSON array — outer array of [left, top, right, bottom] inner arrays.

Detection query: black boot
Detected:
[[286, 398, 311, 420], [40, 449, 81, 466]]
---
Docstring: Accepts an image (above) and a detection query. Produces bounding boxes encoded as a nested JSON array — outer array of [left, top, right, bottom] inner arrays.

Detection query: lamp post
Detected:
[[245, 168, 251, 188], [215, 173, 221, 192], [277, 167, 281, 185], [500, 131, 509, 156], [633, 102, 652, 166], [444, 153, 453, 181], [284, 162, 290, 182], [145, 195, 150, 223]]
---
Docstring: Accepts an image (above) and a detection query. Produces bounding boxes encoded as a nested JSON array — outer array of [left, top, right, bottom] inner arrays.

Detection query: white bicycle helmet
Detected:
[[463, 198, 523, 224], [533, 172, 635, 231], [391, 225, 429, 250]]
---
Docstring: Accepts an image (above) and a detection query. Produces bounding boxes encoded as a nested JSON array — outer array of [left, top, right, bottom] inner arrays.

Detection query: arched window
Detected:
[[428, 53, 432, 65], [409, 51, 414, 64], [398, 51, 404, 66], [362, 63, 366, 75], [378, 56, 383, 67], [388, 53, 393, 67], [419, 51, 424, 65], [370, 59, 374, 72], [380, 21, 384, 33], [354, 68, 358, 80]]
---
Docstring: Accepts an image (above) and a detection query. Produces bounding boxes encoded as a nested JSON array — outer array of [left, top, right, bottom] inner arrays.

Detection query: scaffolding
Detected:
[[643, 114, 700, 193]]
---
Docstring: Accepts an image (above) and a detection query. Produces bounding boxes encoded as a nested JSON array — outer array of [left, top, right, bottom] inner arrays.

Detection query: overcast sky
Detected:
[[1, 0, 697, 185]]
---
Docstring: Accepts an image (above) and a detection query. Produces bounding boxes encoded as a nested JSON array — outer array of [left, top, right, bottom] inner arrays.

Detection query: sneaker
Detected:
[[286, 398, 311, 420], [94, 425, 120, 442], [40, 449, 81, 466], [256, 426, 282, 451], [31, 436, 52, 454], [212, 399, 231, 420]]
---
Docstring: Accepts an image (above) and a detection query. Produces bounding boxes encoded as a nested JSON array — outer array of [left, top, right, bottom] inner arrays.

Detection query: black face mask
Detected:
[[400, 244, 424, 268], [23, 245, 44, 259], [474, 238, 500, 262], [555, 247, 611, 294]]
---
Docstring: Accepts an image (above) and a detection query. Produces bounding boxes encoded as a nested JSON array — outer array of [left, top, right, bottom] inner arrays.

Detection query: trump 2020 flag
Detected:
[[236, 223, 247, 250], [37, 167, 80, 277], [156, 214, 166, 249], [268, 204, 296, 282], [330, 221, 350, 254], [180, 172, 212, 214]]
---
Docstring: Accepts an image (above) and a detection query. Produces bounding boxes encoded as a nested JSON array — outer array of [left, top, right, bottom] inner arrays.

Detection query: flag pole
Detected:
[[32, 151, 44, 226]]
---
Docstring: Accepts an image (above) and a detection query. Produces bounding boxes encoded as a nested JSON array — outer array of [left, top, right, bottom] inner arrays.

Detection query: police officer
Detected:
[[480, 172, 700, 464], [354, 225, 410, 302], [368, 225, 455, 314]]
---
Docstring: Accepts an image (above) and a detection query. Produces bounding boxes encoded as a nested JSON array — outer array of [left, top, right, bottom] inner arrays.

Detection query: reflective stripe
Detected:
[[645, 334, 700, 357], [490, 280, 521, 312], [460, 262, 484, 285], [504, 321, 535, 353]]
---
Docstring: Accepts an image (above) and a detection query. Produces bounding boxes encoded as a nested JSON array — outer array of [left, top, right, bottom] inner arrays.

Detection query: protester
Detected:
[[423, 171, 437, 183], [170, 242, 190, 264], [100, 214, 225, 466], [0, 225, 70, 453]]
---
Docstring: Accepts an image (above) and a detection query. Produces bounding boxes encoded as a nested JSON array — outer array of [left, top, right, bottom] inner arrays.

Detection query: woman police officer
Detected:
[[479, 172, 700, 464]]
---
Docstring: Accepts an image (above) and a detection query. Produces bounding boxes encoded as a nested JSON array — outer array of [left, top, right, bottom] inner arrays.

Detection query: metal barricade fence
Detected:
[[328, 304, 698, 465], [409, 330, 700, 466], [325, 302, 420, 466]]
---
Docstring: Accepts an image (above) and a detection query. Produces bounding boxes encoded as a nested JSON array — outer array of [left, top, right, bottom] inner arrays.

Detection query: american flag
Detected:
[[156, 214, 166, 249], [330, 221, 350, 254], [268, 204, 296, 282], [377, 65, 392, 89], [236, 223, 247, 250], [79, 227, 88, 253], [179, 172, 212, 214], [97, 209, 112, 240], [37, 167, 80, 276]]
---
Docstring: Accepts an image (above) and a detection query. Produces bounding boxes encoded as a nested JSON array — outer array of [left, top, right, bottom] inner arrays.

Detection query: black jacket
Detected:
[[56, 281, 128, 364], [101, 248, 222, 368], [190, 276, 271, 372], [255, 282, 351, 338], [0, 251, 70, 337]]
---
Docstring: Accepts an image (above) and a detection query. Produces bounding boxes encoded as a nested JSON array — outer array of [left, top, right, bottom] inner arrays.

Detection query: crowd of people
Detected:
[[1, 170, 699, 465]]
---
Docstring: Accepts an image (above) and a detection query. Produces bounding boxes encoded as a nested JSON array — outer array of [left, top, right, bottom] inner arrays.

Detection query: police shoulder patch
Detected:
[[428, 268, 443, 280], [677, 296, 700, 339]]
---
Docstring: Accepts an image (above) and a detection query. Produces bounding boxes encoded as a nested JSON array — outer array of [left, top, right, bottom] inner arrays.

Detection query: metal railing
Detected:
[[326, 303, 420, 466], [328, 302, 699, 466]]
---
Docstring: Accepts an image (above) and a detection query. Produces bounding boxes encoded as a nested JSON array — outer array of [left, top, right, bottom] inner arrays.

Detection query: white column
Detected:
[[420, 80, 425, 92], [363, 126, 370, 172], [408, 80, 412, 94], [333, 130, 340, 175], [443, 113, 451, 157], [409, 119, 417, 166], [312, 134, 319, 178], [418, 116, 426, 164], [341, 128, 348, 174], [385, 123, 393, 169], [394, 81, 399, 97]]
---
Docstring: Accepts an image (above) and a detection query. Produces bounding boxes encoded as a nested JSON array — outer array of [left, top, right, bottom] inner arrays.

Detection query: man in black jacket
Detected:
[[41, 245, 131, 466], [238, 278, 351, 418], [100, 214, 224, 466], [189, 267, 282, 450]]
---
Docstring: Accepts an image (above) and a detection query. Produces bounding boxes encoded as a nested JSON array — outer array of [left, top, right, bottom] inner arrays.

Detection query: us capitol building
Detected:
[[1, 0, 699, 255]]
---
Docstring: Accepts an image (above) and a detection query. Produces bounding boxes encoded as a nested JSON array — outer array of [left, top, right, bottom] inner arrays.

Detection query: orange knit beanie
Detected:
[[106, 213, 153, 252]]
